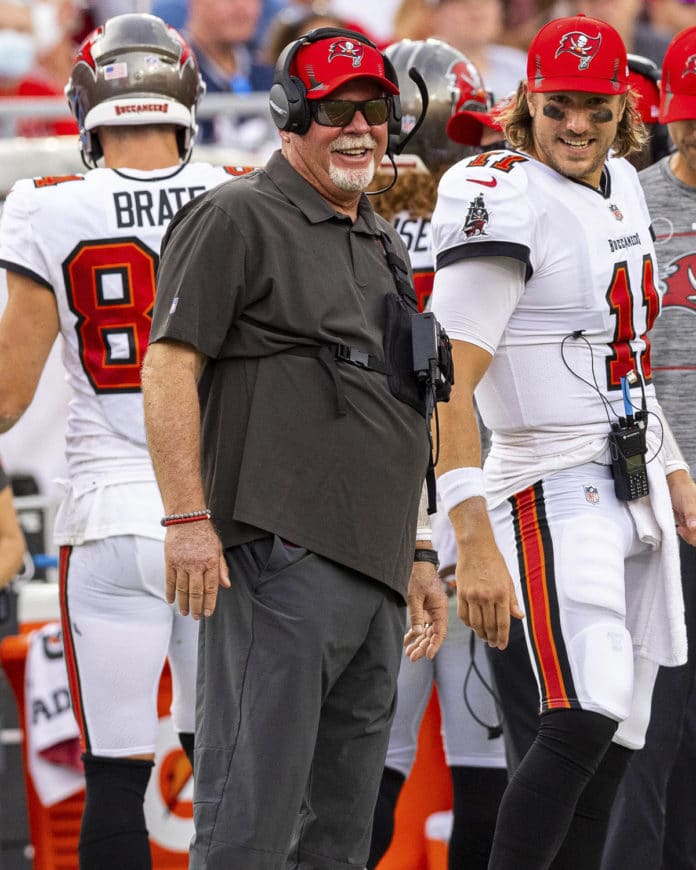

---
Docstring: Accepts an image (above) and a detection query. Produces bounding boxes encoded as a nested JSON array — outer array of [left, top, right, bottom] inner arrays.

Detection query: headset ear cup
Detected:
[[269, 81, 292, 131], [383, 54, 402, 141], [271, 38, 307, 133], [269, 76, 311, 133], [287, 75, 311, 134], [389, 93, 402, 139]]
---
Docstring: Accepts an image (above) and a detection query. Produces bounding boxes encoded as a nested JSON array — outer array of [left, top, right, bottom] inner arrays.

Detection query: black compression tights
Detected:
[[367, 764, 507, 870], [549, 740, 632, 869], [449, 765, 508, 869], [367, 767, 405, 869], [78, 754, 154, 870], [488, 709, 629, 870]]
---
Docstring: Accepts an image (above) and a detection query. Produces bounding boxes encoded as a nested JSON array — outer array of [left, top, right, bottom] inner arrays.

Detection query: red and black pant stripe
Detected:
[[509, 482, 578, 711], [58, 545, 90, 754]]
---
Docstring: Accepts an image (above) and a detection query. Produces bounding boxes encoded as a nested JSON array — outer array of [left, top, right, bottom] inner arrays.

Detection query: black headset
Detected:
[[627, 53, 660, 85], [269, 27, 402, 140]]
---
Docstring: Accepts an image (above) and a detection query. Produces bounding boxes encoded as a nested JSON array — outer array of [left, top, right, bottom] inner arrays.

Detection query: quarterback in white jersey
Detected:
[[430, 14, 696, 870], [367, 39, 507, 870], [0, 14, 248, 870], [433, 148, 661, 505]]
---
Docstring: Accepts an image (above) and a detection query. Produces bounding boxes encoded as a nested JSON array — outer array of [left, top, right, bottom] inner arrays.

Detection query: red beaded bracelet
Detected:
[[160, 509, 211, 527]]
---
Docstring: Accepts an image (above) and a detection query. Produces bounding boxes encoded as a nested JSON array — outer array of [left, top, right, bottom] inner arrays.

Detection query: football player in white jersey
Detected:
[[0, 14, 248, 869], [367, 38, 508, 870], [430, 13, 696, 869]]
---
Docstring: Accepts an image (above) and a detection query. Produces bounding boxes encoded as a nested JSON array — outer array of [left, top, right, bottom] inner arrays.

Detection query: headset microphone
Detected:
[[366, 151, 399, 196], [367, 67, 430, 197], [389, 66, 429, 156]]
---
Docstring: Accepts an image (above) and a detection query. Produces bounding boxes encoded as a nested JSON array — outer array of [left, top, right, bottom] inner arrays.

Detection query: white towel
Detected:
[[25, 622, 85, 806], [626, 447, 687, 668]]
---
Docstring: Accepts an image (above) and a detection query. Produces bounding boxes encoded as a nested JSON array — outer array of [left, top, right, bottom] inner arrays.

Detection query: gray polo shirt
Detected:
[[639, 157, 696, 471], [151, 151, 430, 597]]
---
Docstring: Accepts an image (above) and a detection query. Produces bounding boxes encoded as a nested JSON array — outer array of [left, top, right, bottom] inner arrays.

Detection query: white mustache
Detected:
[[330, 135, 377, 152]]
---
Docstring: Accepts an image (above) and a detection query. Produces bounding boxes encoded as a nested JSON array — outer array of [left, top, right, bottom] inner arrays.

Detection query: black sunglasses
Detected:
[[311, 97, 391, 127]]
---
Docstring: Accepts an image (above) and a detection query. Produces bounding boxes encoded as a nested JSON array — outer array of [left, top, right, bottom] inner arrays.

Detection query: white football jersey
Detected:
[[431, 150, 661, 501], [0, 162, 248, 542], [392, 209, 434, 311]]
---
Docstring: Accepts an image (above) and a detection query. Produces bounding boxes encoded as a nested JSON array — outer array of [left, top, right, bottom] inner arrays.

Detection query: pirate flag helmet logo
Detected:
[[555, 31, 602, 71], [328, 39, 365, 68]]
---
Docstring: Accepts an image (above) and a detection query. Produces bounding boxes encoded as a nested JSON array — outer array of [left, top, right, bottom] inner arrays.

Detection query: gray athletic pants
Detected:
[[190, 535, 406, 870]]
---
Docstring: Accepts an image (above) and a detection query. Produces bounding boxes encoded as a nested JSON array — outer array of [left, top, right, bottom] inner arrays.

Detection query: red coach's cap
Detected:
[[659, 26, 696, 123], [291, 34, 399, 99], [527, 14, 629, 95]]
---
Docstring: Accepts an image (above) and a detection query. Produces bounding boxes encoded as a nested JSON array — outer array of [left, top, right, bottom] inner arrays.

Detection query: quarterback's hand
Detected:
[[404, 560, 448, 661], [451, 501, 524, 649], [668, 469, 696, 547], [164, 521, 230, 619]]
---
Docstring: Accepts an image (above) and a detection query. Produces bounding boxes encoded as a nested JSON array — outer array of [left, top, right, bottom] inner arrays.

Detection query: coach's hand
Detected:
[[164, 522, 230, 619], [404, 560, 448, 661], [668, 469, 696, 547]]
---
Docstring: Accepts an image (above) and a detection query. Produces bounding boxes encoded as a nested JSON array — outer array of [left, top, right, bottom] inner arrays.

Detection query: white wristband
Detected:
[[416, 527, 432, 542], [661, 417, 690, 477], [666, 460, 691, 477], [438, 467, 485, 514]]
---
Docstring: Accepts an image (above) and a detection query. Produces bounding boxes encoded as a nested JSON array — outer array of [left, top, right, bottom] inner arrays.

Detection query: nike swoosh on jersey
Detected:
[[466, 177, 497, 187]]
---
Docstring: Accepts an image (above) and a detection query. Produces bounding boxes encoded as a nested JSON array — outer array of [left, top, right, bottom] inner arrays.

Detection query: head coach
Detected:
[[141, 26, 448, 870]]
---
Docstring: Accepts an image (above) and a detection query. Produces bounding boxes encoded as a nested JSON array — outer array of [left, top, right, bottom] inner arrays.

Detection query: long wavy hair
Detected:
[[368, 163, 450, 220], [499, 82, 648, 159]]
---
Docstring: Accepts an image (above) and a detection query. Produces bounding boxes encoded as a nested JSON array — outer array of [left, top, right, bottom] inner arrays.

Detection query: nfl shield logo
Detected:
[[584, 485, 600, 504]]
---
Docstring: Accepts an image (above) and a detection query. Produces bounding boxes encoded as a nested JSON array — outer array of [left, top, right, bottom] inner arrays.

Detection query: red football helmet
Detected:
[[66, 13, 205, 166], [385, 38, 491, 167]]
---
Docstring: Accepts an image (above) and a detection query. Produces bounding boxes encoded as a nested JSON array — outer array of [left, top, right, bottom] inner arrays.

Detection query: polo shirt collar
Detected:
[[265, 151, 381, 235]]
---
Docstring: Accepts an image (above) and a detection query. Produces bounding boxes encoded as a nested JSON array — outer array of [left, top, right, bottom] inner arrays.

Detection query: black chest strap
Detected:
[[288, 344, 387, 416], [380, 230, 439, 514]]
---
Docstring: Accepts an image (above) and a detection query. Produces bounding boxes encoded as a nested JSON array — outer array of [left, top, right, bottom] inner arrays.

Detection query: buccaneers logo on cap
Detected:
[[328, 39, 364, 68], [682, 53, 696, 78], [555, 31, 602, 71]]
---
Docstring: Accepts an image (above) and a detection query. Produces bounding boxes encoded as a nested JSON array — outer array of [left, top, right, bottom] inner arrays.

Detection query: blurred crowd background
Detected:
[[2, 0, 696, 154]]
